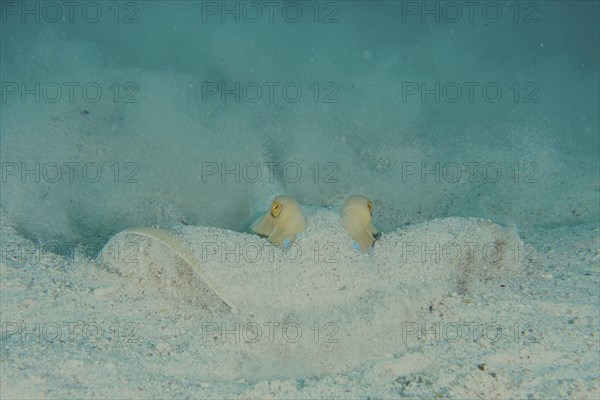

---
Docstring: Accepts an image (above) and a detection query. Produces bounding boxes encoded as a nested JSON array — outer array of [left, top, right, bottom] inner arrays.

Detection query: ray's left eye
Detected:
[[271, 202, 282, 218]]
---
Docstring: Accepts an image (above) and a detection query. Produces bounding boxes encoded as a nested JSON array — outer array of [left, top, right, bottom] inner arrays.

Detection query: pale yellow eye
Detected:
[[271, 201, 282, 218]]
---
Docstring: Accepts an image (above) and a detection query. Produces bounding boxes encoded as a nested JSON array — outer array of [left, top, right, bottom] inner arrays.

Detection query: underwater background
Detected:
[[1, 1, 599, 398], [1, 0, 598, 253]]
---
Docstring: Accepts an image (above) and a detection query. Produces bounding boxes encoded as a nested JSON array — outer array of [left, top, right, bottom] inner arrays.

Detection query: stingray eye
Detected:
[[270, 201, 282, 218], [367, 201, 373, 214]]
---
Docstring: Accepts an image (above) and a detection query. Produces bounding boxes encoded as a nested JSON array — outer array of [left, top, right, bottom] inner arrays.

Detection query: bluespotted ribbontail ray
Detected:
[[120, 227, 239, 314], [250, 195, 308, 247], [340, 195, 381, 254]]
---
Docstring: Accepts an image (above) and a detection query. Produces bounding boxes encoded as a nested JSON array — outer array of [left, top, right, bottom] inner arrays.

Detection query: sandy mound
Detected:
[[96, 208, 523, 380]]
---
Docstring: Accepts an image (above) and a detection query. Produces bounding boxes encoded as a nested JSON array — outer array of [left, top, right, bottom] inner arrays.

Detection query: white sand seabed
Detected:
[[1, 208, 598, 398]]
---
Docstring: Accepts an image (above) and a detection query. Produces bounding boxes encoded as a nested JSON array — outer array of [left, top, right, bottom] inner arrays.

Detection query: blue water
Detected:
[[1, 0, 598, 253]]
